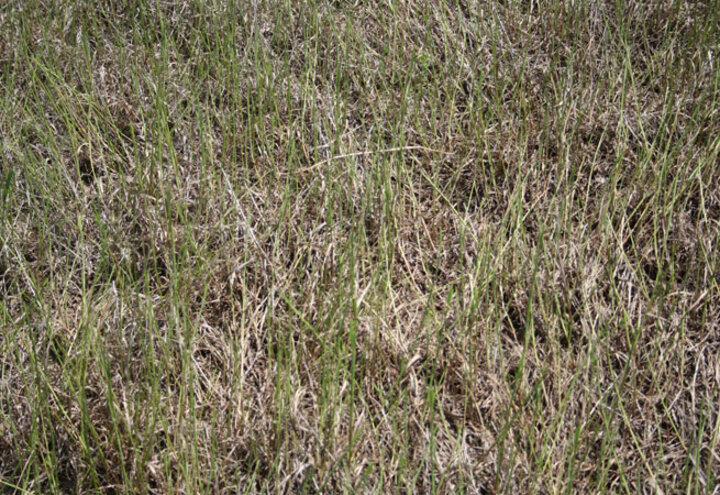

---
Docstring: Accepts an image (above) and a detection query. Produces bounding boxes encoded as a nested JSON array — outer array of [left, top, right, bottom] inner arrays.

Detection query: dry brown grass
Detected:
[[1, 1, 719, 493]]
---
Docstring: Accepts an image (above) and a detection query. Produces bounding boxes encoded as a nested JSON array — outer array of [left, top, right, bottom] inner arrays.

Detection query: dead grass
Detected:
[[1, 0, 719, 493]]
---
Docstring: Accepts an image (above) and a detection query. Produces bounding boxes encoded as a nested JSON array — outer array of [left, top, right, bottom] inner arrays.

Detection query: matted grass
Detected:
[[1, 1, 719, 493]]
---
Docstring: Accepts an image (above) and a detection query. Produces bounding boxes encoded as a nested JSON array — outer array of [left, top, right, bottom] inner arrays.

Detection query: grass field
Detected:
[[1, 1, 719, 493]]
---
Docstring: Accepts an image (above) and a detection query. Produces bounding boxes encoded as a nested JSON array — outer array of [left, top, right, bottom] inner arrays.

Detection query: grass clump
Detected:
[[1, 0, 719, 493]]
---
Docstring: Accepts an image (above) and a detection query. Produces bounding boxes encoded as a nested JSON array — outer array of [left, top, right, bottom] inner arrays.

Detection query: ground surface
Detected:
[[1, 1, 719, 493]]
